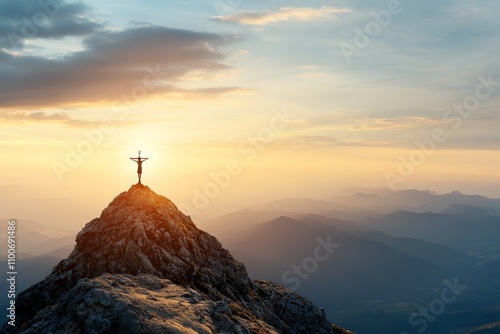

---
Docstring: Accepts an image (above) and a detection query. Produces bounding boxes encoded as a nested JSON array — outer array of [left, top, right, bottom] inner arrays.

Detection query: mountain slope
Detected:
[[360, 211, 500, 260], [221, 216, 448, 309], [443, 204, 491, 218], [217, 214, 500, 333], [356, 230, 475, 271], [2, 184, 351, 334]]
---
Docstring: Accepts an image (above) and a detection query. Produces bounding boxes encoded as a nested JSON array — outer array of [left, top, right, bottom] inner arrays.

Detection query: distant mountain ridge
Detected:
[[237, 189, 500, 220], [443, 204, 491, 218], [0, 219, 75, 259], [201, 190, 500, 333]]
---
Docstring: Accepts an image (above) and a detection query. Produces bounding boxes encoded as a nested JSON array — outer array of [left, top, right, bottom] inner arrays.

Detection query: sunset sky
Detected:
[[1, 0, 500, 229]]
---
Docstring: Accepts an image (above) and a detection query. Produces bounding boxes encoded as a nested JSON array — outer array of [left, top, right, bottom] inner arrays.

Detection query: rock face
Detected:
[[3, 184, 353, 334]]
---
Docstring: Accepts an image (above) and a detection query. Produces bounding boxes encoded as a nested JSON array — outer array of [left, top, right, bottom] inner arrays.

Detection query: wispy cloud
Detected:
[[212, 6, 350, 25], [272, 134, 391, 148], [0, 110, 177, 128], [349, 117, 448, 130]]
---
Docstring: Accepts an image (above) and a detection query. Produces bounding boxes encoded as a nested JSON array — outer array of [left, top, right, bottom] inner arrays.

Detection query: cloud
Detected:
[[212, 6, 350, 25], [0, 110, 177, 128], [348, 117, 447, 130], [0, 25, 241, 109], [266, 134, 392, 149], [1, 110, 71, 122], [0, 0, 103, 50]]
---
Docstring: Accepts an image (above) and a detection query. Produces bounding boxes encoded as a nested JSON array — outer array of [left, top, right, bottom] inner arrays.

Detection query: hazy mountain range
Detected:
[[200, 189, 500, 333], [3, 189, 500, 333]]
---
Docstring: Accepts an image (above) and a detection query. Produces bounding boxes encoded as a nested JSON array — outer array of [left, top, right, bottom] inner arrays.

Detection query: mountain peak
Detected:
[[108, 183, 175, 210], [6, 185, 351, 334], [46, 184, 250, 301]]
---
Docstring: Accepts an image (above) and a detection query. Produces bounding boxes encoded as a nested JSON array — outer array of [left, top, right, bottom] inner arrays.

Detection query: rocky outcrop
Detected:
[[2, 184, 352, 333]]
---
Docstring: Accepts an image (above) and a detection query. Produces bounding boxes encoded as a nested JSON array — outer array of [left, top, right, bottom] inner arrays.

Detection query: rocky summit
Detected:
[[2, 184, 353, 334]]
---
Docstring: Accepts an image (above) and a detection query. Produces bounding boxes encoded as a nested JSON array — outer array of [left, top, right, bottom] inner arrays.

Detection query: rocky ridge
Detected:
[[2, 184, 353, 333]]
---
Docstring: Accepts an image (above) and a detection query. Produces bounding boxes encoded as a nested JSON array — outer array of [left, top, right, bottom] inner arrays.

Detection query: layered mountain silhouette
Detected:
[[204, 202, 500, 333], [248, 189, 500, 217], [2, 184, 352, 334]]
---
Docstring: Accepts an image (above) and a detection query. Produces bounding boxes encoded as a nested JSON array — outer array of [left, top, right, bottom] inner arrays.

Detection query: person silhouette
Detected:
[[130, 150, 148, 184]]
